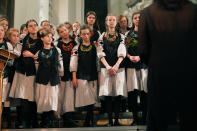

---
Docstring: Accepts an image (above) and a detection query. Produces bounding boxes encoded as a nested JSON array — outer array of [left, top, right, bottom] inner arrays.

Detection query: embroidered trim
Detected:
[[41, 49, 53, 58], [62, 43, 73, 51], [27, 38, 36, 48], [105, 32, 117, 42], [80, 44, 92, 52], [125, 31, 138, 47]]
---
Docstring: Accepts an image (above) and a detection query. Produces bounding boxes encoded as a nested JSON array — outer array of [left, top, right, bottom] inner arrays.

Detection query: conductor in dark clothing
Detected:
[[138, 0, 197, 131]]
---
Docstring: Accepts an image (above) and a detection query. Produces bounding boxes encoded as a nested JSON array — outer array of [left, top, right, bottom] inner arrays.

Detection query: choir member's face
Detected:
[[132, 13, 140, 27], [0, 26, 5, 40], [41, 33, 52, 45], [27, 21, 38, 34], [80, 29, 91, 42], [42, 21, 50, 29], [87, 14, 95, 25], [9, 31, 20, 45], [0, 20, 8, 32], [73, 23, 80, 32], [119, 17, 128, 28], [106, 16, 117, 28], [21, 27, 28, 35], [58, 26, 69, 39]]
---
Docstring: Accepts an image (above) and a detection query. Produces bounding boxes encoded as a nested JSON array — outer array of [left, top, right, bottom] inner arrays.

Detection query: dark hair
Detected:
[[85, 11, 100, 31], [56, 24, 66, 33], [26, 19, 38, 28], [78, 25, 92, 43], [154, 0, 189, 10], [20, 24, 26, 34], [39, 27, 52, 38], [0, 16, 8, 22], [40, 20, 49, 26], [80, 24, 92, 34], [64, 22, 72, 30], [131, 12, 140, 31], [116, 15, 130, 33]]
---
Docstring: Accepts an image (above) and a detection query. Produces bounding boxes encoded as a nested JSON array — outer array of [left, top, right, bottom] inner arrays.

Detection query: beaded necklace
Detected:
[[62, 42, 73, 51], [41, 49, 53, 58], [127, 31, 138, 48], [105, 32, 117, 42], [80, 44, 92, 52], [27, 37, 36, 48]]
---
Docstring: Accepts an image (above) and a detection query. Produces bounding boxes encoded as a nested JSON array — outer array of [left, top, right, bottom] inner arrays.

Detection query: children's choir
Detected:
[[0, 12, 147, 128]]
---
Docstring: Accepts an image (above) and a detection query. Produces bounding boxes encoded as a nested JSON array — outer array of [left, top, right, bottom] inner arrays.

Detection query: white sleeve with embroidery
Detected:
[[56, 47, 64, 77], [118, 34, 126, 58], [53, 41, 58, 47], [6, 42, 22, 57], [70, 44, 79, 72], [96, 33, 106, 59]]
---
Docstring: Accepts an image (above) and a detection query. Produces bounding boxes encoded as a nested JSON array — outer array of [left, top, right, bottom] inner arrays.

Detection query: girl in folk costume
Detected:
[[85, 11, 101, 43], [125, 12, 148, 125], [0, 26, 22, 128], [9, 19, 42, 128], [19, 24, 28, 41], [97, 14, 127, 126], [35, 27, 63, 128], [55, 24, 78, 127], [116, 15, 130, 36], [70, 25, 99, 127], [116, 15, 131, 113]]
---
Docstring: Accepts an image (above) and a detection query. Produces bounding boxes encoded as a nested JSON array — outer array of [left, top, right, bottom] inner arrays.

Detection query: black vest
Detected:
[[77, 44, 97, 81], [57, 40, 76, 81], [36, 47, 60, 86], [125, 30, 147, 69], [90, 29, 99, 43], [16, 35, 42, 76], [101, 33, 125, 68]]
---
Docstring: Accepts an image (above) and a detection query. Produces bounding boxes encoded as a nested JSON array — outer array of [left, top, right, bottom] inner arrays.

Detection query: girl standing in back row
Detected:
[[85, 11, 101, 43]]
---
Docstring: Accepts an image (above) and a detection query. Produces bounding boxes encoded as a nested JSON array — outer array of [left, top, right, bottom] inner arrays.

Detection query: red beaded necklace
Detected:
[[105, 32, 117, 42]]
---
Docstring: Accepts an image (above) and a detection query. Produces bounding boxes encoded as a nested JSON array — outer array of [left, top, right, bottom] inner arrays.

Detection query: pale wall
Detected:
[[108, 0, 130, 15], [14, 0, 49, 29]]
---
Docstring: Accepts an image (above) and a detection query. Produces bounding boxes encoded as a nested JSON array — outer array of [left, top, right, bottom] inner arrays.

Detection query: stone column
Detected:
[[14, 0, 49, 29]]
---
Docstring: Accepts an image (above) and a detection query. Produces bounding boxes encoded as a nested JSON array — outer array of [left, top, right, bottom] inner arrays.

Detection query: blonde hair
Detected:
[[73, 21, 80, 26], [105, 14, 118, 31], [6, 28, 19, 40], [105, 14, 117, 22]]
